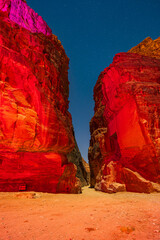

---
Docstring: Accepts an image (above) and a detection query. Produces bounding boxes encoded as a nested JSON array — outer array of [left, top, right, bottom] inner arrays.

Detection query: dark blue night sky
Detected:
[[27, 0, 160, 162]]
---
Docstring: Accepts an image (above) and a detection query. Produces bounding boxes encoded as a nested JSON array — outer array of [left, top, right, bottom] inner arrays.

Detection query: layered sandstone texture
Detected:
[[89, 37, 160, 193], [0, 0, 82, 193]]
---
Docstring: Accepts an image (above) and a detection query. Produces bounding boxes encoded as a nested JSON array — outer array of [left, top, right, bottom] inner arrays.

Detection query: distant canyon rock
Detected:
[[89, 37, 160, 193], [0, 0, 88, 193]]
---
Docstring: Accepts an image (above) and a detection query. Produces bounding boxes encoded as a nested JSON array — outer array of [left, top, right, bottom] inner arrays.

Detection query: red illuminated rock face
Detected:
[[0, 0, 52, 35], [0, 1, 83, 193], [89, 40, 160, 193]]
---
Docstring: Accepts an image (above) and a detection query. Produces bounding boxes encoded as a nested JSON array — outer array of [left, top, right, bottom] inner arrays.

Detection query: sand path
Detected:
[[0, 187, 160, 240]]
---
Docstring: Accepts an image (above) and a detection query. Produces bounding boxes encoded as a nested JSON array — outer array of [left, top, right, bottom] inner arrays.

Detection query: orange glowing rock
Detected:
[[0, 2, 84, 193], [89, 40, 160, 193], [128, 36, 160, 59]]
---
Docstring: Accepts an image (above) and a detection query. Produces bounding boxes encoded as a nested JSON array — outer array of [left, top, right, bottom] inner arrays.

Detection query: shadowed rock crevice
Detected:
[[67, 132, 90, 187]]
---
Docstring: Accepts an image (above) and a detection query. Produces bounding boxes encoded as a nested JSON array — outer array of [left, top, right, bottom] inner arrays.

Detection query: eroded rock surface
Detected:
[[0, 0, 52, 35], [0, 0, 81, 193], [89, 38, 160, 193], [129, 37, 160, 59]]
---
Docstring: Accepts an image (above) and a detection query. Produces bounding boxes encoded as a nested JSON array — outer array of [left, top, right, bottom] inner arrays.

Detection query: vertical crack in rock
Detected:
[[67, 131, 90, 187]]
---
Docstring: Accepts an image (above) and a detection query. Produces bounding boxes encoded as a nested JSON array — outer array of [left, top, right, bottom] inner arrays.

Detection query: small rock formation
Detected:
[[0, 0, 85, 193], [15, 192, 39, 199], [89, 37, 160, 193]]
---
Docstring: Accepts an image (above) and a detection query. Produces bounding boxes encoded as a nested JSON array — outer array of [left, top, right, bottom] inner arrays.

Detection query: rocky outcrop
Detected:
[[89, 38, 160, 193], [0, 0, 52, 35], [0, 0, 82, 193], [129, 37, 160, 59]]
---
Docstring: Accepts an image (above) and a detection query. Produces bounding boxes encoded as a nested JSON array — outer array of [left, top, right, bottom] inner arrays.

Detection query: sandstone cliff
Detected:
[[0, 0, 86, 193], [89, 37, 160, 193]]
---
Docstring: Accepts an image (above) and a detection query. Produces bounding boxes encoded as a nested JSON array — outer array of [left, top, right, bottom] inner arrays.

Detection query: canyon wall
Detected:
[[89, 37, 160, 193], [0, 0, 87, 193]]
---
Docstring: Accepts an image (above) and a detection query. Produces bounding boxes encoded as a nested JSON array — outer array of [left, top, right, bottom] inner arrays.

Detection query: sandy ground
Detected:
[[0, 187, 160, 240]]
